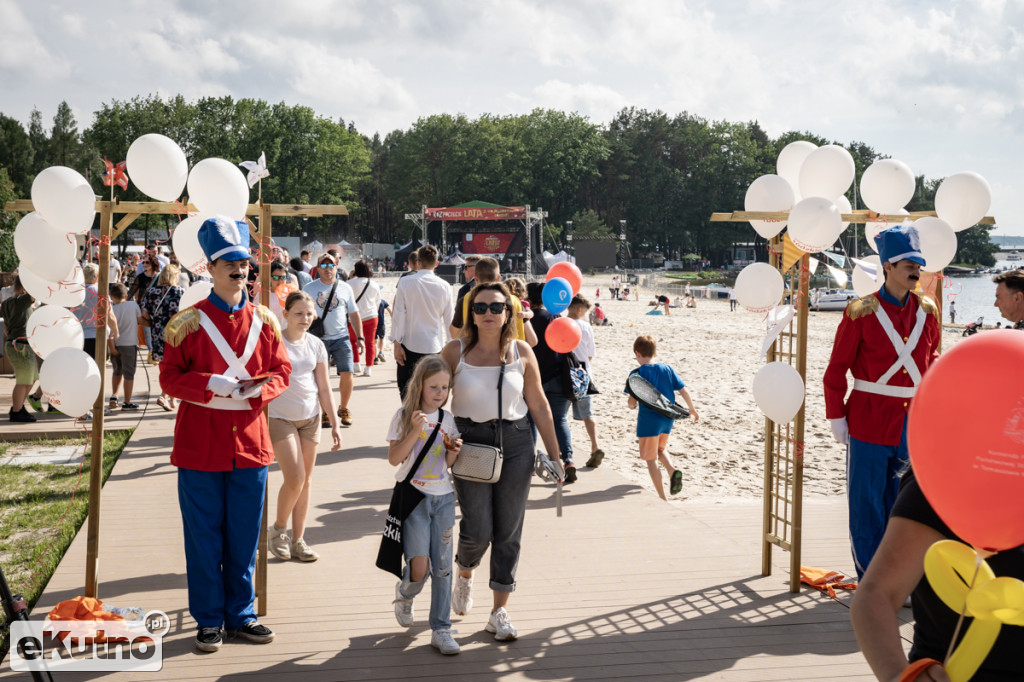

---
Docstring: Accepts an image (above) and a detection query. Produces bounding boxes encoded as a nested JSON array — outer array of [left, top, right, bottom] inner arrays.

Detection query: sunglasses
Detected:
[[318, 263, 336, 269], [471, 301, 508, 315], [271, 274, 287, 281]]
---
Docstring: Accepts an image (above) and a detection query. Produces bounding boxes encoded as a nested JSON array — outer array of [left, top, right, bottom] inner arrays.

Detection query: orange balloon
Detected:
[[908, 331, 1024, 552], [546, 262, 583, 296], [545, 316, 582, 353]]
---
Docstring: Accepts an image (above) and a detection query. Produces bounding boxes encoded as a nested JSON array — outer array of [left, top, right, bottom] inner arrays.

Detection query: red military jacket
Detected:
[[823, 290, 940, 446], [159, 298, 291, 471]]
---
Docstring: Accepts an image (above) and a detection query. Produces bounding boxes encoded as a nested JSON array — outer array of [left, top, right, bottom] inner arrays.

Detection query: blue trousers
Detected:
[[541, 377, 573, 464], [177, 466, 267, 630], [847, 419, 909, 580]]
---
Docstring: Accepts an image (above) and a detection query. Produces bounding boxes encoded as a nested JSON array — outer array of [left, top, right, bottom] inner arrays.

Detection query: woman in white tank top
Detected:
[[440, 282, 564, 642]]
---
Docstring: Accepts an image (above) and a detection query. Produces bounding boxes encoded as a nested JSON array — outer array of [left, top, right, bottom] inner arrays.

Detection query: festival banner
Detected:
[[461, 232, 518, 255], [425, 206, 526, 221]]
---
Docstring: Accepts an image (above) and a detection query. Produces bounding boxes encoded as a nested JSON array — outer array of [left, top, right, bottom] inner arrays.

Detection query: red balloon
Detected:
[[908, 331, 1024, 552], [545, 316, 582, 353], [546, 261, 583, 296]]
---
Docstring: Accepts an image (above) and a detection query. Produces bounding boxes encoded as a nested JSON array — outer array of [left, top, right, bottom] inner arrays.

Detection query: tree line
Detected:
[[0, 95, 998, 272]]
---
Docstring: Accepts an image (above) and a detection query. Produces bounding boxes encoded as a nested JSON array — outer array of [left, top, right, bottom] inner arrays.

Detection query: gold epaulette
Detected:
[[914, 291, 939, 317], [255, 305, 282, 341], [845, 294, 879, 321], [165, 307, 201, 347]]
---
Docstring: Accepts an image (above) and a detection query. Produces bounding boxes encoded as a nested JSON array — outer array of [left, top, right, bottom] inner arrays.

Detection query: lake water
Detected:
[[942, 258, 1020, 327]]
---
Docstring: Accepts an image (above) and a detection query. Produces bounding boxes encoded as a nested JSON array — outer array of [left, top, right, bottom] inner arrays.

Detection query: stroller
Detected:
[[962, 316, 984, 337]]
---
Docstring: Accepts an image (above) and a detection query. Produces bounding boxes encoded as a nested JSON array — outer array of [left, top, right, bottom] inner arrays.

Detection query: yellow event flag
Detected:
[[781, 233, 805, 273]]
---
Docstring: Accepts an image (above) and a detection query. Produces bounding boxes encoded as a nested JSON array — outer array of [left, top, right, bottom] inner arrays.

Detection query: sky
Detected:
[[2, 0, 1023, 235]]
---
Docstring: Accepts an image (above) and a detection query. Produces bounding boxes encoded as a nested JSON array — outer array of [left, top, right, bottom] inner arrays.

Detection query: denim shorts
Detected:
[[323, 335, 354, 373], [571, 395, 593, 420]]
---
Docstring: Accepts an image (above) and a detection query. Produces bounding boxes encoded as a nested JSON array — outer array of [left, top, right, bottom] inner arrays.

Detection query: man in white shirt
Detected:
[[391, 244, 454, 398], [303, 252, 364, 426], [135, 242, 170, 275], [109, 256, 123, 283]]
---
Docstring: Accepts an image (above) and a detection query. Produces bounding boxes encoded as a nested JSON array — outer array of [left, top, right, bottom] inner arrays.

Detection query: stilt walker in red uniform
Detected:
[[160, 217, 291, 652], [823, 223, 940, 580]]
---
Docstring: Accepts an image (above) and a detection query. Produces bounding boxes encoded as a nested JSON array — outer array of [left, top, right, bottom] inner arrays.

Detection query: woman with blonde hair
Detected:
[[142, 263, 185, 410], [440, 281, 564, 642]]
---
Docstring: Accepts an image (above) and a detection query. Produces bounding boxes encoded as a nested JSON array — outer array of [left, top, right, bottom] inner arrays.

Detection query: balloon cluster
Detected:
[[17, 133, 252, 417], [542, 262, 583, 353], [738, 141, 992, 425]]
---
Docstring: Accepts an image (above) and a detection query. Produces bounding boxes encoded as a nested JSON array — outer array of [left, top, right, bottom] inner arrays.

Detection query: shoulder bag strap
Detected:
[[401, 410, 443, 485], [320, 281, 338, 322], [497, 354, 505, 453], [355, 280, 371, 303]]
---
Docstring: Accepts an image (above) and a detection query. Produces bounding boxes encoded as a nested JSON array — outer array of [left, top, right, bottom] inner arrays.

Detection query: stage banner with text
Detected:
[[426, 206, 526, 221], [461, 233, 518, 255]]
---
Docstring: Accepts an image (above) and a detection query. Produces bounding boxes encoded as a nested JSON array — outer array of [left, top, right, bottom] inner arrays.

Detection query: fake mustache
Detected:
[[230, 273, 246, 280]]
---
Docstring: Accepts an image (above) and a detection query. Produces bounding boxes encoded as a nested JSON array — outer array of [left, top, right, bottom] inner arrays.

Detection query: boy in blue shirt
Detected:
[[625, 335, 699, 500]]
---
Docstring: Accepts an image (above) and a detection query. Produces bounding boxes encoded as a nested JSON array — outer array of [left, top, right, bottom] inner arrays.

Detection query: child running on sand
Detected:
[[626, 335, 699, 500], [386, 355, 463, 655]]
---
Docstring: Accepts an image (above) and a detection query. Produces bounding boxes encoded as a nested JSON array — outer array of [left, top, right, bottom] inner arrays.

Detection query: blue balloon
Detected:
[[543, 277, 572, 314]]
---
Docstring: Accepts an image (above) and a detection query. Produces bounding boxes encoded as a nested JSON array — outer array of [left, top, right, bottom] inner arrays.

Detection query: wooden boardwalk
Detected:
[[1, 357, 905, 681]]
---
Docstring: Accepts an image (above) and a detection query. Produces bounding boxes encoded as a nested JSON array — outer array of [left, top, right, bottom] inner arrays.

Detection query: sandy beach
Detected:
[[377, 273, 967, 505]]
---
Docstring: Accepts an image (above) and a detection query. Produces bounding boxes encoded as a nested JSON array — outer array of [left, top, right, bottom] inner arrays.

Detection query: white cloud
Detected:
[[527, 80, 629, 122], [0, 0, 70, 79]]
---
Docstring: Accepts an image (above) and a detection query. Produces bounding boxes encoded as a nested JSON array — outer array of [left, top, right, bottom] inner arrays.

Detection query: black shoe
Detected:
[[195, 627, 223, 652], [10, 407, 37, 423], [563, 465, 577, 484], [228, 621, 274, 643]]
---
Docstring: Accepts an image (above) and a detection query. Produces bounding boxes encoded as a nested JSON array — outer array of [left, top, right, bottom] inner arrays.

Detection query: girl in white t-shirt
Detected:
[[268, 291, 342, 563], [386, 355, 463, 655]]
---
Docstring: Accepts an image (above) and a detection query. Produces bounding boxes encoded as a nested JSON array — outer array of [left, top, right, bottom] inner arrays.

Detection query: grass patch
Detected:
[[0, 429, 134, 661]]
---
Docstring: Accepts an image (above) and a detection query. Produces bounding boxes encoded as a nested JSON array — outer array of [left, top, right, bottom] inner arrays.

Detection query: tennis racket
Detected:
[[626, 373, 690, 420]]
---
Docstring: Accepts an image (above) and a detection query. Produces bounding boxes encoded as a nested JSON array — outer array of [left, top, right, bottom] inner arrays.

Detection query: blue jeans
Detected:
[[177, 466, 267, 630], [542, 377, 573, 464], [453, 417, 534, 592], [847, 417, 909, 580], [399, 492, 456, 630]]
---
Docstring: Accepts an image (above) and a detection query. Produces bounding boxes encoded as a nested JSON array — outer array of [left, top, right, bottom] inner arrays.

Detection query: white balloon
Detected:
[[753, 361, 805, 425], [865, 209, 910, 253], [914, 217, 957, 272], [14, 212, 77, 282], [744, 174, 795, 239], [798, 145, 855, 200], [852, 255, 882, 298], [787, 197, 843, 253], [30, 166, 96, 233], [126, 133, 188, 202], [935, 171, 992, 232], [39, 347, 101, 418], [860, 159, 915, 214], [834, 194, 852, 231], [27, 305, 84, 359], [735, 262, 785, 312], [171, 214, 211, 276], [187, 158, 250, 219], [776, 140, 817, 196], [178, 281, 213, 310], [19, 262, 86, 307]]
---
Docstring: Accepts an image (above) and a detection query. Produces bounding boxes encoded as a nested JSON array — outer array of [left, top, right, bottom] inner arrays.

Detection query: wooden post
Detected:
[[256, 201, 273, 617], [85, 200, 113, 598], [789, 255, 810, 593]]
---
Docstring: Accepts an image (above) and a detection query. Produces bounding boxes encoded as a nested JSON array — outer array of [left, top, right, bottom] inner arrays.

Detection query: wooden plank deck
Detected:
[[1, 358, 904, 680]]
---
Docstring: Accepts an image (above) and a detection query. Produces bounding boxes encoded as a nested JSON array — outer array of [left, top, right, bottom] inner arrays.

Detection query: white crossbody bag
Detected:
[[450, 358, 505, 484]]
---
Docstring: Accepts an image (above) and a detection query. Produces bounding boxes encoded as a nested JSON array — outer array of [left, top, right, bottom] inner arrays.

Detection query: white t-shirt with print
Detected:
[[572, 318, 595, 370], [386, 408, 458, 496], [269, 333, 328, 421]]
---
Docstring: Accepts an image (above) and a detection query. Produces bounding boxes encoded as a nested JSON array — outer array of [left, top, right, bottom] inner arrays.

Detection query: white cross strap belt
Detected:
[[851, 305, 926, 400], [188, 309, 264, 411]]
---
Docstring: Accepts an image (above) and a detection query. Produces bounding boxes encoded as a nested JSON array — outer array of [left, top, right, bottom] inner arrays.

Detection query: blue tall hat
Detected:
[[874, 223, 926, 267], [198, 216, 251, 262]]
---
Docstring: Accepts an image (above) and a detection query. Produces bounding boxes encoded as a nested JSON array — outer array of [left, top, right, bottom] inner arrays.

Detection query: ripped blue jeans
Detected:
[[399, 491, 456, 630]]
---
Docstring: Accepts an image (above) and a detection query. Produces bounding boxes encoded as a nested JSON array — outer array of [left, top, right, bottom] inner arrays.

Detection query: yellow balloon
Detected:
[[923, 540, 1024, 682]]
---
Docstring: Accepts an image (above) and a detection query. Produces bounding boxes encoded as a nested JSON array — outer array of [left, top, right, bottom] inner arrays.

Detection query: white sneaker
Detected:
[[353, 362, 363, 374], [485, 607, 518, 641], [431, 628, 460, 655], [268, 526, 291, 560], [451, 574, 473, 616], [393, 582, 414, 627], [362, 366, 373, 377]]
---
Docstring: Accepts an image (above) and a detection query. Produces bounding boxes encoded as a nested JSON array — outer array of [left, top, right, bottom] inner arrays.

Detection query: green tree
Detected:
[[0, 168, 19, 271], [27, 108, 47, 176], [0, 114, 35, 196], [953, 224, 998, 266]]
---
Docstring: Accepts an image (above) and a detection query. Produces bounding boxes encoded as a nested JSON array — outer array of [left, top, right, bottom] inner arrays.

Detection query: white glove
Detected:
[[231, 384, 262, 401], [207, 374, 242, 397], [830, 417, 850, 445]]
